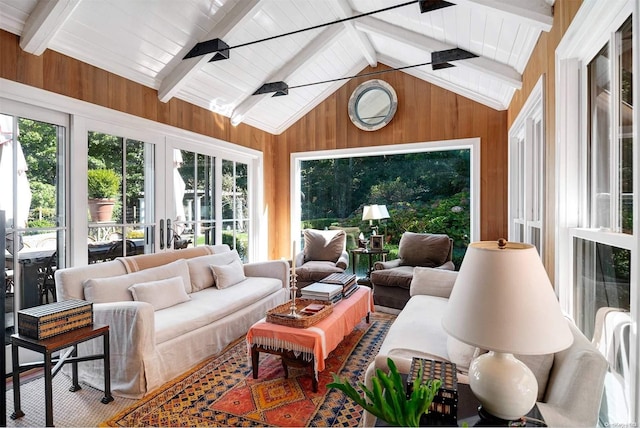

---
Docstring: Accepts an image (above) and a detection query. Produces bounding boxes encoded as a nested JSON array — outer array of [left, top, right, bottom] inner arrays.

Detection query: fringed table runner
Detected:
[[246, 286, 374, 377]]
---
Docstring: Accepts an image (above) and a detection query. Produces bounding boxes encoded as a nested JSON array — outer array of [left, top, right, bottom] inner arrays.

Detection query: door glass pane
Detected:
[[222, 159, 249, 261], [618, 17, 633, 234], [178, 151, 215, 247], [88, 132, 153, 259], [573, 238, 630, 339], [1, 113, 66, 344], [588, 43, 612, 230]]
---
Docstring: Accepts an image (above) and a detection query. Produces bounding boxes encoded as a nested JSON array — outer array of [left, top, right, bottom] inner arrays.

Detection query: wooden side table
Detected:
[[11, 324, 114, 427], [350, 248, 389, 286]]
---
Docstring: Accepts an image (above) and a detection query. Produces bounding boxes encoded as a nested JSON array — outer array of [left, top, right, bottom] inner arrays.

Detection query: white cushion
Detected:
[[129, 276, 190, 310], [409, 267, 458, 298], [187, 250, 241, 292], [211, 259, 246, 289], [83, 259, 191, 303]]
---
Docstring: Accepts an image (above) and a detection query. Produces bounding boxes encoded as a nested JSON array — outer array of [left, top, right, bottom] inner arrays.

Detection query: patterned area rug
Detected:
[[102, 313, 394, 427]]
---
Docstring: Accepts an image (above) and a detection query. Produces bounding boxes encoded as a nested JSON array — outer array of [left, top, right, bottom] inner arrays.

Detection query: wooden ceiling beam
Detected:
[[355, 16, 522, 90], [20, 0, 81, 56], [449, 0, 553, 31], [328, 0, 377, 67], [157, 0, 262, 103]]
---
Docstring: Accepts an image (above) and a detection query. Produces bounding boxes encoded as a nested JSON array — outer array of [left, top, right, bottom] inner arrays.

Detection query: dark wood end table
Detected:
[[11, 324, 113, 427], [350, 248, 389, 286]]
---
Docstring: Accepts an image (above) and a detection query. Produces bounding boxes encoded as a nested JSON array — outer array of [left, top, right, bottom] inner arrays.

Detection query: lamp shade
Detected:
[[362, 204, 390, 221], [442, 241, 573, 355]]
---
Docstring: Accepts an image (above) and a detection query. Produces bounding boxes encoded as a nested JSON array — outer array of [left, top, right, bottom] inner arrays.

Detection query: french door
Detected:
[[166, 138, 255, 262]]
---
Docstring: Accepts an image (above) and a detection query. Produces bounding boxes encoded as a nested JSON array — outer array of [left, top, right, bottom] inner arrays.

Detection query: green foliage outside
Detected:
[[87, 168, 121, 199], [301, 151, 471, 268]]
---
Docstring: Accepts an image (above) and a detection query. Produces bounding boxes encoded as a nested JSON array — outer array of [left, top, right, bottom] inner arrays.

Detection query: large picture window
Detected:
[[292, 138, 480, 274]]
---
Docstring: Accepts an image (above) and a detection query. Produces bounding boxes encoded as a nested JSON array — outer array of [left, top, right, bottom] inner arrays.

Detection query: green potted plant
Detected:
[[328, 357, 441, 427], [87, 168, 120, 222]]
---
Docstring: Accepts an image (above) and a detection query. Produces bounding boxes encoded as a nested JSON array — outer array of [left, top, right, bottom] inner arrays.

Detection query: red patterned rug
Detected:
[[102, 313, 394, 427]]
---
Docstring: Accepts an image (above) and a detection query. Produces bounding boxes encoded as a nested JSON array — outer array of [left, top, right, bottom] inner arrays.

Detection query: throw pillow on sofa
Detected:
[[409, 267, 458, 298], [187, 249, 241, 292], [129, 276, 190, 310], [83, 259, 191, 303], [211, 259, 246, 289]]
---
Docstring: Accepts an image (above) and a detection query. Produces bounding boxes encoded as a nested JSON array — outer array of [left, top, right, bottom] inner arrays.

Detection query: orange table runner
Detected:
[[246, 286, 374, 376]]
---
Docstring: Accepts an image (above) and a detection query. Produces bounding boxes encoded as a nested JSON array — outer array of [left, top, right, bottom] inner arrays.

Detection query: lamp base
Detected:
[[476, 406, 527, 427], [469, 352, 537, 421]]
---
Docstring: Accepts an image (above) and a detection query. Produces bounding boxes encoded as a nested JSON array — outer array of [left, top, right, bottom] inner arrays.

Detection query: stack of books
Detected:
[[300, 282, 343, 303], [320, 273, 358, 298]]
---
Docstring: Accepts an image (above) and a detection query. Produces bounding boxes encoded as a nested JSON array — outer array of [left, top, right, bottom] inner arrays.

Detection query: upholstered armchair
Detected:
[[370, 232, 454, 310], [294, 229, 349, 290]]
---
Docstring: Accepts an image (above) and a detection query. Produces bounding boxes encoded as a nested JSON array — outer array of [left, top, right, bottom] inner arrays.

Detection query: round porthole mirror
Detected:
[[348, 79, 398, 131]]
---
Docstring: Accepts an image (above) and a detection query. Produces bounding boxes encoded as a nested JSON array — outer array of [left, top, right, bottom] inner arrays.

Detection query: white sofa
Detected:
[[363, 267, 608, 427], [55, 245, 288, 398]]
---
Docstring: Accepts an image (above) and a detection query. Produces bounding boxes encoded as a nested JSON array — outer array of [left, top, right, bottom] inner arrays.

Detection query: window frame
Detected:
[[290, 137, 481, 256], [509, 75, 545, 256], [556, 0, 638, 421]]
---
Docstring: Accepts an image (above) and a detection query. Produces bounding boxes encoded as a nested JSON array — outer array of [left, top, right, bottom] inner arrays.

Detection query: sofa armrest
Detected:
[[538, 321, 607, 427], [374, 259, 401, 270], [243, 259, 289, 288], [77, 301, 156, 398]]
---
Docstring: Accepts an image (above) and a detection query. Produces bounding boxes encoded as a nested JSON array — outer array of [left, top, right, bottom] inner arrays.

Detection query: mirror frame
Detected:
[[348, 79, 398, 131]]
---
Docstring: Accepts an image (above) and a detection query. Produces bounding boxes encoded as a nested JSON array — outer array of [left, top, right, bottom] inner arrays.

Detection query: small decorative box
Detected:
[[407, 357, 458, 424], [18, 299, 93, 340]]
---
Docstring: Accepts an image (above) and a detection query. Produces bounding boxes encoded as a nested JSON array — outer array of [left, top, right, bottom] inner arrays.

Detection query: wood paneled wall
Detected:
[[274, 65, 509, 258], [507, 0, 583, 279]]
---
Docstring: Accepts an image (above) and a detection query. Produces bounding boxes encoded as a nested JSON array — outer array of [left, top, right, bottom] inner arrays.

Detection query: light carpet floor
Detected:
[[5, 372, 137, 427]]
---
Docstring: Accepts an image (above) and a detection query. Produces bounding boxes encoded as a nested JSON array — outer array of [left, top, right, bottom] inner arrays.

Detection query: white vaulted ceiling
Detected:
[[0, 0, 553, 134]]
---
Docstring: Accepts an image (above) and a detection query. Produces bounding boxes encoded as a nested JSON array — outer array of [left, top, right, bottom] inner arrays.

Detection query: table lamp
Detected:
[[362, 204, 389, 235], [442, 240, 573, 421]]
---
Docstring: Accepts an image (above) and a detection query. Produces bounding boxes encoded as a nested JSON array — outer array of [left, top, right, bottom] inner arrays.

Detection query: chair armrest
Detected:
[[435, 261, 455, 271], [374, 259, 401, 270], [244, 259, 290, 288], [336, 251, 349, 270]]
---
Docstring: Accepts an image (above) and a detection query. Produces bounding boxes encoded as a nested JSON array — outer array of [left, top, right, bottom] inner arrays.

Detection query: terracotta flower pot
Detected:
[[88, 198, 115, 222]]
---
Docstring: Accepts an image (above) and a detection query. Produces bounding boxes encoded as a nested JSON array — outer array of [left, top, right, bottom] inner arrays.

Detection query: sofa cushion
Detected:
[[154, 276, 283, 344], [410, 267, 458, 298], [370, 265, 414, 290], [129, 276, 190, 310], [187, 250, 241, 292], [83, 259, 191, 303], [398, 232, 451, 267], [303, 229, 346, 263], [296, 260, 346, 283], [211, 259, 246, 289]]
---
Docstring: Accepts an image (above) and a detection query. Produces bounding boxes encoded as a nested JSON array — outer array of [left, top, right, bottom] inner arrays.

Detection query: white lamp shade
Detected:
[[442, 241, 573, 355], [362, 204, 389, 221]]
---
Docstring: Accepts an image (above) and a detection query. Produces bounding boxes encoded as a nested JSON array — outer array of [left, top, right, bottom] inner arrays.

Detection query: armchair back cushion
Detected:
[[398, 232, 452, 267], [303, 229, 346, 263]]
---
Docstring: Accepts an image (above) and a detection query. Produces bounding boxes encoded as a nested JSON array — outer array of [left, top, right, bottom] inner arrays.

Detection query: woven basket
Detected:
[[266, 299, 333, 328]]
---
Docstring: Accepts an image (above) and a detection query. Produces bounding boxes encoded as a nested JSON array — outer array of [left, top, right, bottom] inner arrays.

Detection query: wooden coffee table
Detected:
[[247, 286, 373, 392]]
